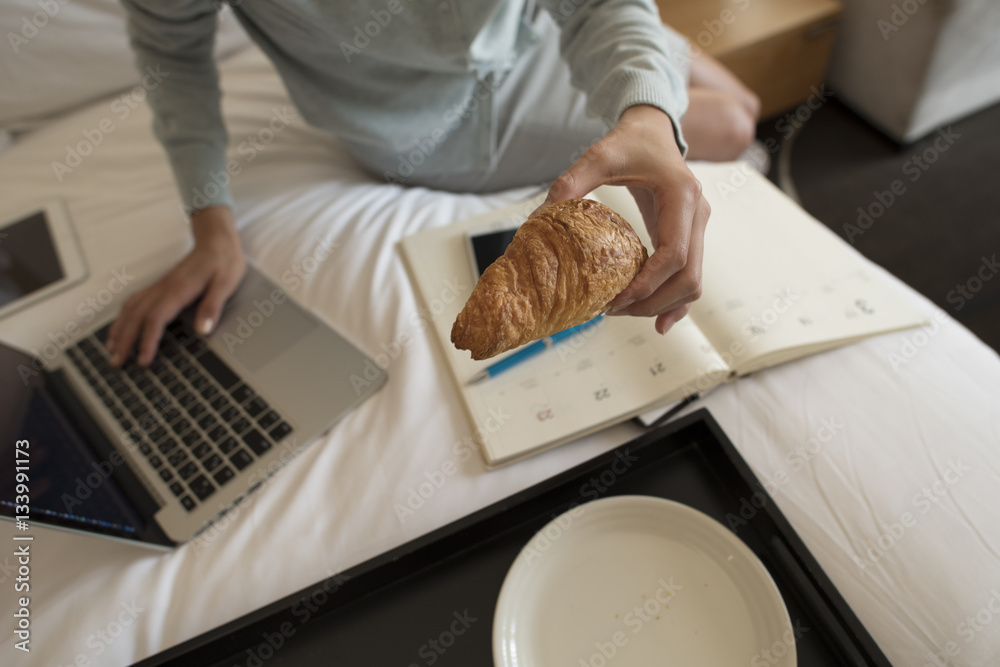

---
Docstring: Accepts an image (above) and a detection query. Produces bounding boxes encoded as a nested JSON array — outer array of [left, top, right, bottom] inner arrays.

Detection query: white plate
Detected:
[[493, 496, 795, 667]]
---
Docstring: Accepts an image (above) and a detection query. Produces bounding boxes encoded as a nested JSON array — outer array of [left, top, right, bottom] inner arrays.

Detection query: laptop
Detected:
[[1, 259, 387, 548]]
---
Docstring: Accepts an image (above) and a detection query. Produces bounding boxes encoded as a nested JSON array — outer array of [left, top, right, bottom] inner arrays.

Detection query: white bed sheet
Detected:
[[1, 47, 998, 667]]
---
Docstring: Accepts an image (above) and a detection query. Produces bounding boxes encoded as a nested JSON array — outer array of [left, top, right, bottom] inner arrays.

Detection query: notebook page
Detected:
[[686, 163, 927, 373]]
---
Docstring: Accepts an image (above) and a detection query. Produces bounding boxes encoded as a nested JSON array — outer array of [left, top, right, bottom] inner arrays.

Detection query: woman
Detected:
[[109, 0, 759, 366]]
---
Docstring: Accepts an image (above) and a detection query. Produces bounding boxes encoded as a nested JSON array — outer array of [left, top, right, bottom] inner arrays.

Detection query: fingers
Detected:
[[613, 194, 710, 322], [655, 303, 691, 335], [544, 141, 622, 205], [610, 176, 705, 313], [109, 275, 203, 367], [133, 280, 205, 366], [194, 260, 245, 337], [106, 291, 148, 366]]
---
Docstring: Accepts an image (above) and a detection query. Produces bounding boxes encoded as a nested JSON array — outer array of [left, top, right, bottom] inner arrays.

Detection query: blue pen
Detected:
[[466, 315, 606, 385]]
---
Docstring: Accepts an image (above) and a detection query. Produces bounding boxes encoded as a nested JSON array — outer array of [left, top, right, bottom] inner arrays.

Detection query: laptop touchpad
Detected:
[[210, 273, 316, 372]]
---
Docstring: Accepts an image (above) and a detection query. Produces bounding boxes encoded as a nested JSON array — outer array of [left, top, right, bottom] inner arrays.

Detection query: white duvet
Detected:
[[1, 46, 998, 666]]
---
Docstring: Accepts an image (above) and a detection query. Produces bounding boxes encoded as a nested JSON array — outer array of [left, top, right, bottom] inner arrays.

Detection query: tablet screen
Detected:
[[0, 211, 65, 309]]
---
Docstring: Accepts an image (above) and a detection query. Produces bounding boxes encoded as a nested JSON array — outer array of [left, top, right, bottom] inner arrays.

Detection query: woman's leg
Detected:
[[682, 51, 761, 161]]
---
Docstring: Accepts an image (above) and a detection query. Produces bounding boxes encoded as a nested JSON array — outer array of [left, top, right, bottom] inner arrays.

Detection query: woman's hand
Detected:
[[543, 104, 710, 334], [105, 206, 246, 366]]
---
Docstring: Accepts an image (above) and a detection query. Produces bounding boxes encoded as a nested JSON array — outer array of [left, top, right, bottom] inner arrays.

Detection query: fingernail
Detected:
[[198, 318, 213, 335], [609, 298, 634, 315]]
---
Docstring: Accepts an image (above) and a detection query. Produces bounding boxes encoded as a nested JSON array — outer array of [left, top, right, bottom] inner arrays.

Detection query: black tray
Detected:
[[136, 409, 890, 666]]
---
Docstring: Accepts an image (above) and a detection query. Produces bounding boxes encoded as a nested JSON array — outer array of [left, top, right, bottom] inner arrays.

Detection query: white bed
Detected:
[[1, 39, 999, 667]]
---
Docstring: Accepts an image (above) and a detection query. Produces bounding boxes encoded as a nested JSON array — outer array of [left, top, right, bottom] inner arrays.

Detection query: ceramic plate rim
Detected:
[[492, 495, 795, 667]]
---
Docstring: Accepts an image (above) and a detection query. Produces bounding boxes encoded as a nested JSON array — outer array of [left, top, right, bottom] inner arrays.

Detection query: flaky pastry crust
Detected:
[[451, 198, 648, 360]]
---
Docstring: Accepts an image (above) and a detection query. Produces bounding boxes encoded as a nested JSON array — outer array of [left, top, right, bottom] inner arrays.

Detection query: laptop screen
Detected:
[[0, 342, 148, 540]]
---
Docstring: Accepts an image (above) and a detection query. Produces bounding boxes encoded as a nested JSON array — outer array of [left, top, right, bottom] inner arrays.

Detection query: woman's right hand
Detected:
[[106, 205, 246, 367]]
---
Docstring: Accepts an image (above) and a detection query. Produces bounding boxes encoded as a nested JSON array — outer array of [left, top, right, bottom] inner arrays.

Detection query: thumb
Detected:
[[544, 143, 613, 206], [194, 270, 240, 336]]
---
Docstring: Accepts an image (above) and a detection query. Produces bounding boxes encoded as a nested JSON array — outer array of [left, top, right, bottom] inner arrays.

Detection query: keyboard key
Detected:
[[121, 392, 140, 408], [220, 406, 241, 423], [198, 349, 241, 389], [180, 495, 196, 511], [168, 450, 188, 467], [181, 365, 200, 380], [203, 454, 222, 472], [242, 429, 271, 456], [185, 338, 207, 357], [169, 482, 184, 497], [213, 466, 235, 486], [138, 442, 152, 456], [169, 382, 187, 397], [159, 468, 173, 482], [129, 404, 148, 420], [269, 422, 293, 442], [197, 414, 217, 431], [120, 418, 134, 431], [160, 404, 181, 423], [229, 449, 253, 470], [189, 475, 215, 501], [110, 407, 124, 420], [258, 410, 280, 430], [95, 324, 111, 343], [200, 385, 219, 401], [231, 417, 250, 435], [149, 455, 163, 469], [135, 376, 153, 391], [157, 439, 177, 455], [230, 383, 254, 404], [149, 426, 167, 442], [178, 391, 196, 408], [190, 375, 210, 391], [219, 437, 239, 454], [192, 442, 213, 459], [181, 431, 201, 447], [210, 395, 231, 412], [172, 418, 191, 435], [208, 425, 229, 442], [188, 403, 207, 420], [178, 462, 199, 480]]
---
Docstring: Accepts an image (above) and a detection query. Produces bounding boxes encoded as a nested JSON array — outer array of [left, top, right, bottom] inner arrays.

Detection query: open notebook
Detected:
[[400, 163, 926, 466]]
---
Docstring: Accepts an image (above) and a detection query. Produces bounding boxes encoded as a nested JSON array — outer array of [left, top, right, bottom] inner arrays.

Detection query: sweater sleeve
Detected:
[[539, 0, 692, 155], [122, 0, 233, 213]]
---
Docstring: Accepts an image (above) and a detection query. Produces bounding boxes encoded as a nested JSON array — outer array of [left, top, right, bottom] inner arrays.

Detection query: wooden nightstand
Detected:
[[656, 0, 842, 117]]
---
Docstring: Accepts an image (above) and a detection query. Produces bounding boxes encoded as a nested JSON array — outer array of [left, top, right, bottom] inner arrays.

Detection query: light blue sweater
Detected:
[[123, 0, 690, 213]]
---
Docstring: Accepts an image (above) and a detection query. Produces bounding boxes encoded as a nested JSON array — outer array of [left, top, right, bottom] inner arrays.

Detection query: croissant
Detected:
[[451, 198, 648, 360]]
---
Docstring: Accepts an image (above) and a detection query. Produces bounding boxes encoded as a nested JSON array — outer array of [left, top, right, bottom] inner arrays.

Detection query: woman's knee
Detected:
[[723, 99, 757, 157], [684, 91, 758, 161]]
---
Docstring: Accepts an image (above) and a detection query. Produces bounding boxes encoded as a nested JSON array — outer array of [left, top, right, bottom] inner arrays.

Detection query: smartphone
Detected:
[[466, 225, 519, 277]]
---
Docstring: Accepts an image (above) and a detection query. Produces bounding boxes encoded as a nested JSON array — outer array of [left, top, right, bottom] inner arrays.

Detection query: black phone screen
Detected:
[[470, 228, 518, 277]]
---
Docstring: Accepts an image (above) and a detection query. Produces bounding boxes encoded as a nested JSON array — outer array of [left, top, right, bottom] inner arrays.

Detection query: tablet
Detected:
[[0, 200, 88, 321]]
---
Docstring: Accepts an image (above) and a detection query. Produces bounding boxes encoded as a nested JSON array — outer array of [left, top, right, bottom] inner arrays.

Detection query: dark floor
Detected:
[[756, 97, 1000, 353]]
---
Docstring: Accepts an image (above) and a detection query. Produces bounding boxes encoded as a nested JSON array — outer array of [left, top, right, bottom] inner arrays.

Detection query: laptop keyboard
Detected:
[[64, 320, 294, 513]]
